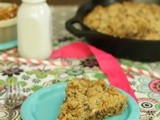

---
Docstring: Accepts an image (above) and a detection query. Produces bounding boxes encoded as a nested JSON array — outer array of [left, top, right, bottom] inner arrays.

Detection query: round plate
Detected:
[[20, 82, 140, 120], [0, 40, 17, 50]]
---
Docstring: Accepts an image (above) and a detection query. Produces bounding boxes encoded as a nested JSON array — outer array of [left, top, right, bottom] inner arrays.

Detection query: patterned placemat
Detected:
[[0, 36, 160, 120]]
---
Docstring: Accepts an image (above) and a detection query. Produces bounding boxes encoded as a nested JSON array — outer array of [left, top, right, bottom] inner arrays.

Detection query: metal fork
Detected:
[[5, 84, 23, 120]]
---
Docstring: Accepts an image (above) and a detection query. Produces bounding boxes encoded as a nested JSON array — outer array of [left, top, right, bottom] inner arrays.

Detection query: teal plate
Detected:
[[21, 82, 140, 120], [0, 40, 17, 50]]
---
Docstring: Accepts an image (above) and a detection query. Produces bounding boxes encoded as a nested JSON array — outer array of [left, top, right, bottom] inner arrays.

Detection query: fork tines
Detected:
[[5, 83, 23, 107]]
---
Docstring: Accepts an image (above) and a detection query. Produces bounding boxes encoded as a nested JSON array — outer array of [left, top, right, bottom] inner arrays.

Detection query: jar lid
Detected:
[[22, 0, 46, 3]]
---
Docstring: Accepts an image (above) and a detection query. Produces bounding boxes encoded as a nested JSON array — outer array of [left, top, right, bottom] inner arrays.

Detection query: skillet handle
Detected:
[[65, 18, 91, 38]]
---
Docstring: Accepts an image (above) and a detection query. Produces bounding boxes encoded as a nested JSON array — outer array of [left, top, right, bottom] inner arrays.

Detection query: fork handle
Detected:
[[8, 107, 13, 120]]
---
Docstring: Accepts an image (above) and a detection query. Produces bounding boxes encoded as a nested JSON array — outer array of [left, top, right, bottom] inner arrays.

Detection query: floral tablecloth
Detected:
[[0, 5, 160, 120]]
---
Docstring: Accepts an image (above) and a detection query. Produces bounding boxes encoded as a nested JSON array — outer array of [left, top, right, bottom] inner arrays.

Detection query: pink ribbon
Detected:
[[50, 42, 137, 101]]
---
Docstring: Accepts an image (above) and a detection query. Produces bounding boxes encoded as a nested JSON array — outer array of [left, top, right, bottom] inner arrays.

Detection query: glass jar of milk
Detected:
[[17, 0, 52, 59]]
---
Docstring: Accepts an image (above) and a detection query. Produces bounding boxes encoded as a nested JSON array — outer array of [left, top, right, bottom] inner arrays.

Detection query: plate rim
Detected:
[[0, 40, 17, 50]]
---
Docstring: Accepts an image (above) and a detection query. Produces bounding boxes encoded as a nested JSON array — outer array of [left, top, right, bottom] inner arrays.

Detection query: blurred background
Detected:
[[0, 0, 89, 40], [1, 0, 87, 5]]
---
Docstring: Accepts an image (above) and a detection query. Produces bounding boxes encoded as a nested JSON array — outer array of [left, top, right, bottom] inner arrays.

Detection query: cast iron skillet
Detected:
[[65, 0, 160, 62]]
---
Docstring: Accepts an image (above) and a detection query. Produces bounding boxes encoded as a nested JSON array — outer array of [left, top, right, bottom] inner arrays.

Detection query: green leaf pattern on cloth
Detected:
[[0, 37, 160, 120]]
